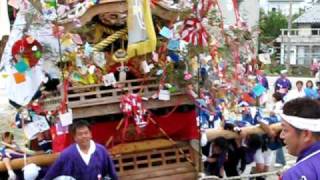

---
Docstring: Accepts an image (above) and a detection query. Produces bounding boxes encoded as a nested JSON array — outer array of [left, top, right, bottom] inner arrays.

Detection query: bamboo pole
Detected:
[[0, 153, 60, 171], [205, 123, 282, 141]]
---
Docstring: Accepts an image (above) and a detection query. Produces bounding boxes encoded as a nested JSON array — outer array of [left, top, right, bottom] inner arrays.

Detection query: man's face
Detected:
[[74, 126, 92, 148], [280, 121, 304, 156]]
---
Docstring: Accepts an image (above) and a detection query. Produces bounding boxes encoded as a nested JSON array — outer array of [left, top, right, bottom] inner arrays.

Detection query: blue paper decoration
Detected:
[[159, 27, 173, 39], [15, 59, 29, 73], [168, 40, 180, 50], [84, 42, 93, 57]]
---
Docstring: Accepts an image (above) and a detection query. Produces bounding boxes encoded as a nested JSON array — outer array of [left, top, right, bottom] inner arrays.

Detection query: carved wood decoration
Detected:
[[58, 0, 182, 32]]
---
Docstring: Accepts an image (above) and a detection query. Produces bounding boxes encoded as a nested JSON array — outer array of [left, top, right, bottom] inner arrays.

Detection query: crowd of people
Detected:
[[201, 70, 320, 179]]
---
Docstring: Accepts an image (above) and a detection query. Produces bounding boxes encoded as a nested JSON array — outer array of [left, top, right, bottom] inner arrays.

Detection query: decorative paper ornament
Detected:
[[120, 93, 148, 129], [84, 42, 93, 57], [168, 86, 177, 93], [43, 0, 57, 8], [103, 73, 117, 87], [72, 18, 82, 28], [93, 52, 106, 68], [13, 72, 26, 84], [159, 90, 170, 101], [88, 65, 96, 74], [180, 18, 209, 47], [184, 72, 192, 80], [52, 25, 64, 38], [11, 36, 43, 67], [159, 26, 173, 39], [167, 39, 180, 51], [72, 34, 83, 45], [14, 59, 29, 73]]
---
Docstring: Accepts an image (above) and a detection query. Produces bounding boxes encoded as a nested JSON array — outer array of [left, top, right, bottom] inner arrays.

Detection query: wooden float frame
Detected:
[[43, 78, 193, 119], [0, 139, 198, 180]]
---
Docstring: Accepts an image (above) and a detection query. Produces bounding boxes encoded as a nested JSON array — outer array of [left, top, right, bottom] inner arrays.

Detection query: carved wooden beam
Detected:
[[58, 0, 182, 32]]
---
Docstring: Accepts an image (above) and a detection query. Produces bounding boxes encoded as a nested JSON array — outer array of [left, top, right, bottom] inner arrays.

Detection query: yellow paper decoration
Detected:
[[126, 0, 157, 58]]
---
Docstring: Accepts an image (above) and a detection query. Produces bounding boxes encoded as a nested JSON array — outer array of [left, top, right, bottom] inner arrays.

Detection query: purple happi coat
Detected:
[[44, 143, 118, 180], [282, 141, 320, 180], [274, 78, 292, 94]]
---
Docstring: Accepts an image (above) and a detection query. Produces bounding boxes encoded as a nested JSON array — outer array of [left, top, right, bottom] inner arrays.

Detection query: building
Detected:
[[277, 4, 320, 66], [261, 0, 309, 15]]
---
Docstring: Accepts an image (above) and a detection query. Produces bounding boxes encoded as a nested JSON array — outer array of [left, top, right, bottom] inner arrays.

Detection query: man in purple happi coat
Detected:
[[274, 70, 292, 96], [280, 98, 320, 179], [44, 120, 118, 180]]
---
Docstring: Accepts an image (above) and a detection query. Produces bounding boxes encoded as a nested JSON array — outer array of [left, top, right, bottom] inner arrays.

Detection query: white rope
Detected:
[[200, 170, 281, 180]]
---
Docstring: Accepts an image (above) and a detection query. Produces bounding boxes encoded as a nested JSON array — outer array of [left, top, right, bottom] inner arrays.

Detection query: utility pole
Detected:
[[286, 0, 293, 71]]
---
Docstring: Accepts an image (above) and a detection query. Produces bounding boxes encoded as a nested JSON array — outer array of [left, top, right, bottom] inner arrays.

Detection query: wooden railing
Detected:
[[43, 78, 192, 118]]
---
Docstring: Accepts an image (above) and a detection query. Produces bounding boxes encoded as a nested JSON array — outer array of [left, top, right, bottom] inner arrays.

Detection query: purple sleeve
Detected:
[[282, 164, 317, 180], [44, 154, 65, 179], [103, 148, 118, 180], [287, 79, 292, 90], [274, 79, 280, 91]]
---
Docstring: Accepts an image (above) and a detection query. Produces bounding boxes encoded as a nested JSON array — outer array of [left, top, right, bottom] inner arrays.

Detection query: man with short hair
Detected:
[[274, 70, 292, 96], [45, 120, 118, 180], [280, 98, 320, 179]]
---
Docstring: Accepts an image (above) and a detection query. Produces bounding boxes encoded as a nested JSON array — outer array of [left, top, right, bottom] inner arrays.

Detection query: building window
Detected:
[[311, 24, 320, 35], [297, 46, 307, 65]]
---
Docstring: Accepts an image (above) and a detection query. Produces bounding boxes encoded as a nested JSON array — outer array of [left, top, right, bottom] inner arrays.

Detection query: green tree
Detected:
[[259, 9, 288, 43]]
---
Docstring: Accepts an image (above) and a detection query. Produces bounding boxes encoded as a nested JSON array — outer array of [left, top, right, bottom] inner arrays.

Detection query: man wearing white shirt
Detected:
[[284, 81, 305, 102], [45, 120, 118, 180]]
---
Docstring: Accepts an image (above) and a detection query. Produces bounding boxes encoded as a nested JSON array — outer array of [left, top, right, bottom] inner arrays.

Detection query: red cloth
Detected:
[[92, 110, 199, 145], [52, 110, 198, 151]]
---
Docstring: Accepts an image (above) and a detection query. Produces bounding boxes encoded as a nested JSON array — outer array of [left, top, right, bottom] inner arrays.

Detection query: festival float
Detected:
[[0, 0, 281, 179]]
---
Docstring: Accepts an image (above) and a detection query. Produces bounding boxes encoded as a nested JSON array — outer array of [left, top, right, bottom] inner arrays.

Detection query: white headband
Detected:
[[280, 113, 320, 132]]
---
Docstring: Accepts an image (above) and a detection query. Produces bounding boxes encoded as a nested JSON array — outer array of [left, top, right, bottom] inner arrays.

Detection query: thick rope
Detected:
[[200, 170, 281, 180], [103, 27, 128, 39], [93, 28, 127, 52]]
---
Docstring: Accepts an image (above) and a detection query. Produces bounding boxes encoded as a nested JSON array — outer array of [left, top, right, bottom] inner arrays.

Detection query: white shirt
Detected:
[[284, 89, 306, 102], [273, 101, 283, 115], [76, 140, 96, 165]]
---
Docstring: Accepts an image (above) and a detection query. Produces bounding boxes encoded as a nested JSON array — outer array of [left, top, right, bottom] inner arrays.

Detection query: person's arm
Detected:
[[44, 153, 65, 179], [274, 79, 279, 91], [265, 77, 269, 90], [288, 80, 292, 90], [103, 150, 118, 180]]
